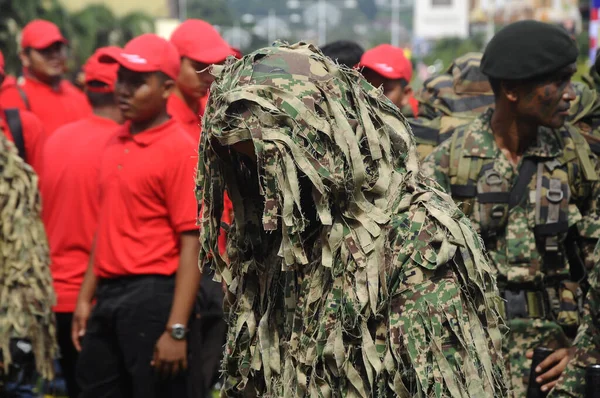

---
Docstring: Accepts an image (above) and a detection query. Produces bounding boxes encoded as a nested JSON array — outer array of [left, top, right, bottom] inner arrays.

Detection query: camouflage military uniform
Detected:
[[422, 109, 600, 396], [196, 42, 508, 397], [567, 81, 600, 155], [408, 52, 494, 160], [0, 133, 56, 384]]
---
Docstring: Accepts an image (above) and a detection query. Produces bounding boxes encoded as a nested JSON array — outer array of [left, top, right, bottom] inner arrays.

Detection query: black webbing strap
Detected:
[[508, 158, 537, 209], [4, 109, 25, 161]]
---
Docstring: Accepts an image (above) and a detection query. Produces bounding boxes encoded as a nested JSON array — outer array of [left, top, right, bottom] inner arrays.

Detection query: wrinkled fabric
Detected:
[[422, 109, 600, 396], [409, 52, 494, 160], [0, 132, 56, 379], [196, 42, 508, 397], [567, 81, 600, 155]]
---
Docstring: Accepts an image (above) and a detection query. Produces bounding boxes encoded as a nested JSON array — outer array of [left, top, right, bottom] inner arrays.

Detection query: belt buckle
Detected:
[[504, 290, 528, 320]]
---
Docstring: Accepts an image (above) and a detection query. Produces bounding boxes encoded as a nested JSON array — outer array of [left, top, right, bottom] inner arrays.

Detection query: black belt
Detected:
[[500, 288, 550, 320]]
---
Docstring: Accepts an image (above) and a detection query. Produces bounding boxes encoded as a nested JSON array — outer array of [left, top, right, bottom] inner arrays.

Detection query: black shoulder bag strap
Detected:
[[508, 158, 537, 209], [4, 109, 26, 161], [17, 86, 31, 111]]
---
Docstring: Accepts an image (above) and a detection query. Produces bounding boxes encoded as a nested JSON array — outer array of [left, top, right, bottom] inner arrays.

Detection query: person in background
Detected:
[[72, 34, 200, 398], [0, 50, 45, 174], [169, 19, 235, 397], [320, 40, 364, 69], [358, 44, 418, 117], [168, 18, 235, 142], [0, 20, 91, 136], [39, 46, 122, 398]]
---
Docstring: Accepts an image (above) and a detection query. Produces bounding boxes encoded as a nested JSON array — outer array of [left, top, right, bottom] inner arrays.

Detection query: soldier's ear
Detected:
[[501, 81, 519, 103]]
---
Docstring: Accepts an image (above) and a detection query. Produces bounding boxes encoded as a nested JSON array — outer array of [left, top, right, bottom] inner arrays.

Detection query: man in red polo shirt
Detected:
[[359, 44, 419, 117], [72, 34, 199, 398], [168, 19, 235, 141], [39, 47, 122, 398], [0, 20, 91, 135], [0, 50, 46, 174]]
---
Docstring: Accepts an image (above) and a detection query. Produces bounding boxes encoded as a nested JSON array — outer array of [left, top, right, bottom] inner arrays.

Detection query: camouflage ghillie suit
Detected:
[[422, 109, 600, 396], [567, 81, 600, 155], [0, 133, 56, 380], [409, 52, 494, 160], [549, 241, 600, 397], [196, 42, 508, 397]]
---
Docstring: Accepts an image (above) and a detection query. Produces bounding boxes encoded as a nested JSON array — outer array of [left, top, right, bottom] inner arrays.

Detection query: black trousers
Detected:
[[76, 275, 188, 398], [55, 312, 80, 398]]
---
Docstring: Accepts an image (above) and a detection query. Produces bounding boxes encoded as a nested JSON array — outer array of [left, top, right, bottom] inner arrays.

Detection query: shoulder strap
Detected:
[[17, 85, 31, 111], [4, 109, 26, 161], [566, 125, 598, 181], [508, 158, 537, 209]]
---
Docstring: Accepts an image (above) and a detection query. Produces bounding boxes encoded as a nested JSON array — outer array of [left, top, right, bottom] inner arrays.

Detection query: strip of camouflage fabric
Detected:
[[0, 133, 56, 379], [196, 42, 508, 397]]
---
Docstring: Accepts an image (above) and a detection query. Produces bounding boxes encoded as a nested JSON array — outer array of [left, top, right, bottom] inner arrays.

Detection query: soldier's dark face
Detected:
[[115, 67, 173, 122], [513, 64, 577, 129]]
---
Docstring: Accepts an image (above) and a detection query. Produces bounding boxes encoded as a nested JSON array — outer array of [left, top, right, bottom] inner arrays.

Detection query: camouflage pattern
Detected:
[[0, 132, 56, 379], [422, 108, 600, 396], [196, 42, 509, 397], [567, 81, 600, 155], [409, 52, 494, 160], [549, 241, 600, 398]]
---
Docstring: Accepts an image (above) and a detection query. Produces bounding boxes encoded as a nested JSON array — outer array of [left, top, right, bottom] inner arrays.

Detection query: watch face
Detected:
[[171, 325, 186, 340]]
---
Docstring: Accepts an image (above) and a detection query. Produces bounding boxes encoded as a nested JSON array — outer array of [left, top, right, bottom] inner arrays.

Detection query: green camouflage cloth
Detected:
[[0, 132, 56, 379], [196, 42, 508, 397], [422, 109, 600, 396], [567, 81, 600, 155], [409, 52, 494, 160], [549, 242, 600, 397]]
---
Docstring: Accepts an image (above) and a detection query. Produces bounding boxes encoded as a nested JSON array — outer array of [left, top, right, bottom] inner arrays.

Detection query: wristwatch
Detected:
[[167, 323, 187, 341]]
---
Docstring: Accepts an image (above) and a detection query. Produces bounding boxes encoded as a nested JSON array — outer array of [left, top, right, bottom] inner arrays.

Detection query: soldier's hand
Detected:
[[526, 347, 575, 392], [71, 300, 92, 352], [151, 332, 187, 378]]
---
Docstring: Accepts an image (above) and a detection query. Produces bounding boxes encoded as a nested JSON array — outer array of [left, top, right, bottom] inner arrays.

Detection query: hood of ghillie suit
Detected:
[[0, 134, 56, 379], [196, 42, 508, 397]]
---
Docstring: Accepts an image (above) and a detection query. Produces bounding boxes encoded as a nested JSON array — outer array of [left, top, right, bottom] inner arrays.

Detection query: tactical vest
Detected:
[[447, 124, 597, 328]]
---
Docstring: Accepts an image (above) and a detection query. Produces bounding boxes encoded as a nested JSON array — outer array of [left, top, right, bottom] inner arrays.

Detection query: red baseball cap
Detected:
[[359, 44, 412, 82], [170, 19, 236, 64], [0, 50, 4, 75], [100, 34, 180, 80], [21, 19, 67, 50], [83, 46, 120, 92]]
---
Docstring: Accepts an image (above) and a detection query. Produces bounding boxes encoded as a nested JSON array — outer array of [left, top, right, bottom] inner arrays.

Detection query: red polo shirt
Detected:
[[0, 76, 92, 135], [1, 109, 45, 174], [94, 118, 198, 278], [167, 93, 202, 142], [40, 115, 120, 312]]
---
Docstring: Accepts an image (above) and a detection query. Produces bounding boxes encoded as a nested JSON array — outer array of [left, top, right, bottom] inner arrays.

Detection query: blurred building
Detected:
[[59, 0, 170, 17]]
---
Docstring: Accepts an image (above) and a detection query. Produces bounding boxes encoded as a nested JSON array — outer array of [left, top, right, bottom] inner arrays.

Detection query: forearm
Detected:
[[166, 231, 201, 326], [77, 240, 98, 304]]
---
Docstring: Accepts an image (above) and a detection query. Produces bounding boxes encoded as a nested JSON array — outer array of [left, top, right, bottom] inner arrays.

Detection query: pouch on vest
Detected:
[[555, 280, 583, 335], [476, 163, 510, 244]]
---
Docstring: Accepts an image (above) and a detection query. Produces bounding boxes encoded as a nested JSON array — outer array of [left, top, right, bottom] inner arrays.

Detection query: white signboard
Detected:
[[414, 0, 469, 40]]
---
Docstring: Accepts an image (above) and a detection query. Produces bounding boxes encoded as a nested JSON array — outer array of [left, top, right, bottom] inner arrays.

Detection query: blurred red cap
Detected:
[[0, 50, 4, 75], [359, 44, 412, 82], [100, 34, 180, 80], [170, 19, 235, 64], [21, 19, 67, 50], [84, 46, 121, 92]]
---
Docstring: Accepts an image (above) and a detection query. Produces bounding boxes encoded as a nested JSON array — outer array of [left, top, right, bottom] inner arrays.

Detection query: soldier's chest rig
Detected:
[[446, 126, 596, 331]]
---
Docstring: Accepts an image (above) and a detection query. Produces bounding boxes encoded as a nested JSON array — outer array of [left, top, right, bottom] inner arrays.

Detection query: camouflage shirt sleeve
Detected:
[[420, 137, 452, 194], [574, 153, 600, 271], [550, 245, 600, 398]]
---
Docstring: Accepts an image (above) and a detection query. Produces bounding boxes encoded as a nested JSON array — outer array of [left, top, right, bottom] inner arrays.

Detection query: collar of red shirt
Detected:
[[168, 93, 200, 125], [23, 75, 67, 94], [117, 118, 179, 146]]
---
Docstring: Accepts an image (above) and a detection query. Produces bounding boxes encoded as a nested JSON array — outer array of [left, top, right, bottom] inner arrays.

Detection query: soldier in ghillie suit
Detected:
[[0, 132, 56, 393], [422, 20, 600, 396], [196, 42, 508, 397], [408, 52, 494, 160]]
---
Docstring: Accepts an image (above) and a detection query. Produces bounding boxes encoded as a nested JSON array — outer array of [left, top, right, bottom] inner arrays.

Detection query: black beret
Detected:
[[481, 20, 578, 80]]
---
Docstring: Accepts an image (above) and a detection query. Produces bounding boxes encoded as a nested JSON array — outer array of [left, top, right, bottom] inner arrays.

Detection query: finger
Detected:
[[181, 356, 188, 371], [541, 379, 558, 393], [71, 321, 82, 352], [536, 351, 561, 373], [171, 360, 180, 378], [536, 361, 567, 383], [161, 361, 173, 379], [525, 350, 533, 359]]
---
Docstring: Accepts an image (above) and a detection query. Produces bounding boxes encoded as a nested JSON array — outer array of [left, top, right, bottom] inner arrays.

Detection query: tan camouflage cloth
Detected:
[[408, 52, 494, 160], [422, 109, 600, 396], [0, 132, 56, 379], [196, 42, 508, 397], [550, 240, 600, 397], [567, 81, 600, 155]]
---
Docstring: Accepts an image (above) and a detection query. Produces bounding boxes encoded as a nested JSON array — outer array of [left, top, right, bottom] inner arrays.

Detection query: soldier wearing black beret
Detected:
[[423, 19, 600, 397]]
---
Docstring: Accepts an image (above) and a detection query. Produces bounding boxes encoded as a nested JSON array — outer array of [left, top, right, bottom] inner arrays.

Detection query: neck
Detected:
[[93, 105, 122, 124], [491, 105, 538, 159], [130, 110, 170, 134], [174, 86, 199, 114], [26, 70, 61, 89]]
